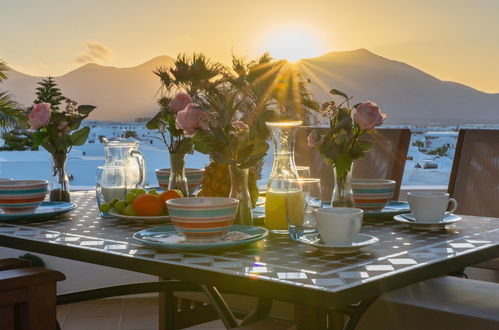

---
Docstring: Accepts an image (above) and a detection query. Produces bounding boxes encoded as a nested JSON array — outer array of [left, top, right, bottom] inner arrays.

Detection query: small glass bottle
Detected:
[[265, 121, 302, 233]]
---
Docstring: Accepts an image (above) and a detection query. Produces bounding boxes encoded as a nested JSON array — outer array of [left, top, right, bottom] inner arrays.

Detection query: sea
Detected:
[[1, 121, 497, 189]]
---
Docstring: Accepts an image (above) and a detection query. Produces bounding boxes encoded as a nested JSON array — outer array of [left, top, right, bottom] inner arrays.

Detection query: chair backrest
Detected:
[[295, 127, 411, 201], [448, 129, 499, 217]]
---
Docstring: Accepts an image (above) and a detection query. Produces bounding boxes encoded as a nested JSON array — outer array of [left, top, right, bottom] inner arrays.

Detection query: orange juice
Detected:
[[265, 190, 304, 230]]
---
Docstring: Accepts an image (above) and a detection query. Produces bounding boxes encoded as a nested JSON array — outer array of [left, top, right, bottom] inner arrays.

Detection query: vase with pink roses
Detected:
[[307, 89, 387, 206], [146, 53, 223, 196], [29, 96, 96, 202]]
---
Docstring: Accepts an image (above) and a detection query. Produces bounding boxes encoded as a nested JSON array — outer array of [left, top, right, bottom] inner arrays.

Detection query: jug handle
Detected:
[[131, 150, 146, 188]]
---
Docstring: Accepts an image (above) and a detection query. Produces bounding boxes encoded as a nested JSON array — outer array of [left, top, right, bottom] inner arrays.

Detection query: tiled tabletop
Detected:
[[1, 191, 498, 308]]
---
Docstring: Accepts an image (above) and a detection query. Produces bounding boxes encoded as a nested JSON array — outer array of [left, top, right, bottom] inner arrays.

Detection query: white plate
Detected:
[[109, 210, 170, 224], [393, 213, 462, 230], [299, 233, 379, 254]]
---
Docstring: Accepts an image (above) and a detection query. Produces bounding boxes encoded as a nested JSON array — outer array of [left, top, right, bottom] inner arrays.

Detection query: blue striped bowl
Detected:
[[0, 180, 48, 214], [155, 168, 204, 194], [166, 197, 239, 242], [352, 179, 396, 211]]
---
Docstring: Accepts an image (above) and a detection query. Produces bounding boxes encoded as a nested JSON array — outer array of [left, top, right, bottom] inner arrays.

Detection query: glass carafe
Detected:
[[265, 121, 302, 233], [103, 138, 146, 190]]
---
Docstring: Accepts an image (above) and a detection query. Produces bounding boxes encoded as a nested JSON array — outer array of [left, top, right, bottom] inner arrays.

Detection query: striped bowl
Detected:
[[0, 180, 48, 214], [166, 197, 239, 242], [352, 179, 396, 211], [155, 168, 204, 194]]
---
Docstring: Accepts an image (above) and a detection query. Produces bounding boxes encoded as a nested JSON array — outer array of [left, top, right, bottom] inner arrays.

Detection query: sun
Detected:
[[262, 27, 325, 63]]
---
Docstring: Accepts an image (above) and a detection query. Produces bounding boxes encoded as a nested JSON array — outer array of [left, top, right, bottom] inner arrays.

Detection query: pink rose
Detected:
[[170, 93, 193, 113], [307, 131, 323, 147], [354, 101, 386, 130], [175, 103, 205, 136], [29, 103, 51, 129]]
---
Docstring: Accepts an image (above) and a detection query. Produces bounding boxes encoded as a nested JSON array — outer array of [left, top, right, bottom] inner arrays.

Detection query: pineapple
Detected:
[[198, 161, 259, 207]]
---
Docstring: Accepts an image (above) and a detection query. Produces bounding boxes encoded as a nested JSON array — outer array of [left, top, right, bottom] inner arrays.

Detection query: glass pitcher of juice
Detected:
[[265, 121, 302, 234]]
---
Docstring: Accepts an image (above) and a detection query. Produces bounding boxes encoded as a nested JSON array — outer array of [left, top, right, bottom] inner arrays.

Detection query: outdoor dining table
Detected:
[[0, 190, 498, 330]]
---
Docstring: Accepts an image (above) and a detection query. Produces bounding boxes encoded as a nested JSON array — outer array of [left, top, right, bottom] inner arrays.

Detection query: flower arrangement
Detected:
[[29, 98, 96, 201], [307, 89, 386, 205], [192, 90, 269, 169], [30, 99, 96, 154], [146, 53, 223, 155]]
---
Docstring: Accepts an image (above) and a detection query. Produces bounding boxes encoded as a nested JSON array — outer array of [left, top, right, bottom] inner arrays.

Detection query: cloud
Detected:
[[75, 40, 112, 64]]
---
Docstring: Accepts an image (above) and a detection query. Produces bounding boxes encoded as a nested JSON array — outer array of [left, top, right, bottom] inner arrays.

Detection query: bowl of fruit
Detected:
[[100, 188, 184, 223]]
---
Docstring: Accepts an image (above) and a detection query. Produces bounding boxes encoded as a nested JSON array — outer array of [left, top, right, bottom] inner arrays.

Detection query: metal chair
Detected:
[[0, 258, 65, 330], [357, 129, 499, 330], [448, 129, 499, 279], [295, 127, 411, 201]]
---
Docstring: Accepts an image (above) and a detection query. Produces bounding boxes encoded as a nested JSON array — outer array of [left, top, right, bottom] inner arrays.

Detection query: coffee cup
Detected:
[[314, 207, 363, 245], [407, 192, 458, 222]]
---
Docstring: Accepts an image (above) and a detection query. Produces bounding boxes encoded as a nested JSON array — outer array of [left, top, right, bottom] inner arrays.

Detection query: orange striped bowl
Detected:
[[155, 168, 204, 195], [352, 179, 396, 211], [0, 180, 48, 214], [166, 197, 239, 242]]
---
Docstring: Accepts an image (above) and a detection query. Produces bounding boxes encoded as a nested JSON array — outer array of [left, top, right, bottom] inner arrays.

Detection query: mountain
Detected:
[[2, 50, 498, 124], [301, 49, 499, 125], [2, 55, 175, 121]]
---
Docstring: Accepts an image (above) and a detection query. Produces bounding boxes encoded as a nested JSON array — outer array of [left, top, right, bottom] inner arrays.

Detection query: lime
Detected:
[[114, 200, 127, 214], [110, 198, 119, 207], [136, 188, 146, 196], [125, 192, 137, 204], [100, 203, 111, 213], [124, 204, 137, 216], [148, 189, 158, 195]]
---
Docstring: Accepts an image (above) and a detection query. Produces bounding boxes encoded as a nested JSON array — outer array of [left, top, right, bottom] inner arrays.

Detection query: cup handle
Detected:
[[448, 198, 458, 214], [349, 215, 362, 240]]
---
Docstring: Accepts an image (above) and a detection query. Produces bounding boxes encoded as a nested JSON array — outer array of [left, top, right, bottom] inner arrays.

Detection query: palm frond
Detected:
[[0, 92, 26, 129], [0, 60, 9, 83]]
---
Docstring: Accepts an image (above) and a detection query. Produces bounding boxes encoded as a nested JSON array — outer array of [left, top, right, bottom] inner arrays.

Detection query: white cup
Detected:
[[314, 207, 363, 245], [407, 192, 458, 222]]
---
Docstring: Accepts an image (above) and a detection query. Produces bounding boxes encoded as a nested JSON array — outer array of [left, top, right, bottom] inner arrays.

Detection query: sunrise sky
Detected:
[[2, 0, 499, 92]]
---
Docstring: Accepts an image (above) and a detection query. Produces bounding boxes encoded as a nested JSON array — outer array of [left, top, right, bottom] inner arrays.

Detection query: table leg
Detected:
[[240, 297, 273, 325], [201, 285, 239, 329]]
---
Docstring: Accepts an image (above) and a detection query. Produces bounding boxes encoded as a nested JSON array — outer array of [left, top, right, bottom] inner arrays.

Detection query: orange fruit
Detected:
[[159, 189, 184, 203], [133, 193, 165, 216]]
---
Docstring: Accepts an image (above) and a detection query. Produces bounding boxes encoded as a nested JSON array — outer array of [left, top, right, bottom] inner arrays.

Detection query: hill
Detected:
[[3, 50, 498, 124]]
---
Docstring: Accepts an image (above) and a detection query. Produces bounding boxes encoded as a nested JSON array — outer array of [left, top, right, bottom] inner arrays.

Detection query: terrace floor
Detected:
[[56, 297, 226, 330]]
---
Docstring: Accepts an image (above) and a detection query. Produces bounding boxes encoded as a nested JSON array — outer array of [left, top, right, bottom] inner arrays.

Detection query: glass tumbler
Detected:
[[286, 178, 322, 241], [96, 165, 127, 216]]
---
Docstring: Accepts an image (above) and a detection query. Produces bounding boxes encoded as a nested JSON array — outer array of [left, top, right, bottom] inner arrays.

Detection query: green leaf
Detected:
[[146, 110, 167, 130], [329, 89, 349, 99], [334, 152, 353, 177], [70, 127, 90, 146], [192, 131, 214, 154], [77, 105, 96, 116], [175, 137, 193, 154], [31, 131, 48, 148]]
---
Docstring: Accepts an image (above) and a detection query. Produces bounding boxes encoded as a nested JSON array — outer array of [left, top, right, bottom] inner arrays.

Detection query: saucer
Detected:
[[299, 233, 379, 254], [393, 213, 462, 230], [0, 201, 76, 221], [134, 224, 268, 251]]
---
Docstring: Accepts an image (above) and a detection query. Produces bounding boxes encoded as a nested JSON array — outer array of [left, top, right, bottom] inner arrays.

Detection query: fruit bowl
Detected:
[[166, 197, 239, 242], [100, 188, 184, 222]]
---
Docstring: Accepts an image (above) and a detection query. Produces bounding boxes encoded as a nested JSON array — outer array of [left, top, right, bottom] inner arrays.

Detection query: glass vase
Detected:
[[49, 153, 71, 202], [331, 167, 354, 207], [265, 121, 302, 233], [229, 165, 252, 226], [168, 153, 189, 197]]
